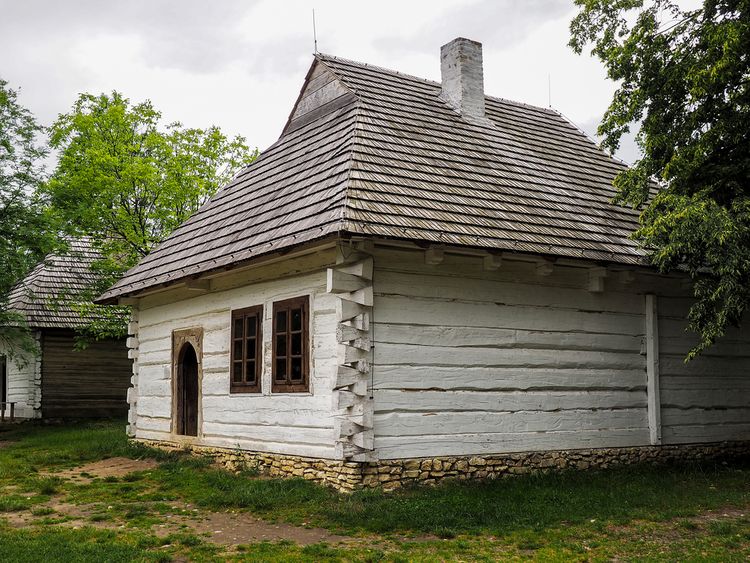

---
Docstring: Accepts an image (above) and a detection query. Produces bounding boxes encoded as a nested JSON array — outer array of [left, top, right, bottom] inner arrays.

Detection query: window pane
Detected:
[[246, 338, 256, 360], [276, 310, 287, 332], [276, 334, 287, 357], [291, 308, 302, 331], [291, 333, 301, 356], [232, 362, 243, 383], [275, 358, 287, 380], [246, 316, 256, 337], [245, 361, 256, 384], [291, 357, 302, 381], [233, 340, 243, 361], [233, 317, 243, 338]]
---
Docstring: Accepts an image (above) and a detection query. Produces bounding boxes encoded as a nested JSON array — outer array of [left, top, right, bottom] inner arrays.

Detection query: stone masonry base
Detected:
[[139, 440, 750, 493]]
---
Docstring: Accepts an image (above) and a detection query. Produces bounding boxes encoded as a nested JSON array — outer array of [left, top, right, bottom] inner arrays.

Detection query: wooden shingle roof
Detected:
[[98, 53, 644, 303], [7, 238, 103, 329]]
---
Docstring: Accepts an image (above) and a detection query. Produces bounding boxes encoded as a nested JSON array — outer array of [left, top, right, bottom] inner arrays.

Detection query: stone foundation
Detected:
[[140, 440, 750, 493], [140, 440, 363, 491]]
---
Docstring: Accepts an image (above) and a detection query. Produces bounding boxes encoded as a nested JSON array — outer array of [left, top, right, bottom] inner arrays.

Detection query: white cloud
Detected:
[[0, 0, 639, 157]]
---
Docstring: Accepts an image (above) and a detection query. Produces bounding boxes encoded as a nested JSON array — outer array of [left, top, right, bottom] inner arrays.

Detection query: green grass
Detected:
[[0, 420, 749, 561], [0, 522, 219, 563], [144, 455, 750, 536], [0, 420, 168, 483]]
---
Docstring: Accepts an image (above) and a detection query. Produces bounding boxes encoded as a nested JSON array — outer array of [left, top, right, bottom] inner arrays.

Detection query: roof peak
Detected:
[[314, 51, 560, 117], [98, 48, 640, 303]]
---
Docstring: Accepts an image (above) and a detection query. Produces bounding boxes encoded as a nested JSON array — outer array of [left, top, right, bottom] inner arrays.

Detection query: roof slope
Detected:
[[7, 238, 105, 329], [99, 53, 644, 303], [327, 55, 641, 263]]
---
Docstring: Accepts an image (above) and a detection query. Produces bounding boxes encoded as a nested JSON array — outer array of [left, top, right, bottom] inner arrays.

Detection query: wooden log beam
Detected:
[[645, 293, 662, 445], [425, 246, 445, 265], [333, 389, 359, 410], [185, 279, 211, 291], [335, 259, 373, 280], [345, 286, 374, 307], [337, 299, 368, 322], [536, 261, 554, 277], [483, 254, 502, 271], [618, 270, 636, 286], [588, 267, 608, 293], [334, 365, 361, 389], [327, 269, 368, 293]]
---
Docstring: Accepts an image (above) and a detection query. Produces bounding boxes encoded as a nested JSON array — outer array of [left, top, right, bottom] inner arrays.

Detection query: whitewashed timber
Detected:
[[131, 250, 340, 459], [369, 246, 750, 459], [126, 241, 750, 466], [0, 333, 41, 419]]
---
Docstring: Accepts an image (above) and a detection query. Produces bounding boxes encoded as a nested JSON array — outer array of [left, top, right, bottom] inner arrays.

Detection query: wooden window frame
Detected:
[[272, 296, 310, 393], [230, 305, 263, 394]]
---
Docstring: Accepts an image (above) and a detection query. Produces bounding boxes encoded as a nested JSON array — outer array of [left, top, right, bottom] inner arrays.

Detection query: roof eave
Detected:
[[95, 231, 345, 305]]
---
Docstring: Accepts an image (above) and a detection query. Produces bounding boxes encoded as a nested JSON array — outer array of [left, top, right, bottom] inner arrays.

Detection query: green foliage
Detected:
[[0, 78, 60, 355], [45, 91, 258, 339], [570, 0, 750, 357]]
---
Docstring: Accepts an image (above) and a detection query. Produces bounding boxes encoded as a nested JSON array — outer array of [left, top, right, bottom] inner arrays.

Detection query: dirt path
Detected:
[[156, 506, 349, 546], [28, 457, 349, 546], [44, 457, 159, 483]]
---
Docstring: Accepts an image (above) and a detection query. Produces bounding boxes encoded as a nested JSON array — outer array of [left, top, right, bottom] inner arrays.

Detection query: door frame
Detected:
[[171, 328, 203, 440]]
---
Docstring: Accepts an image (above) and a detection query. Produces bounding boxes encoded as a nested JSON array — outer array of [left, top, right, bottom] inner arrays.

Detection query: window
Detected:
[[272, 296, 309, 393], [230, 306, 262, 393]]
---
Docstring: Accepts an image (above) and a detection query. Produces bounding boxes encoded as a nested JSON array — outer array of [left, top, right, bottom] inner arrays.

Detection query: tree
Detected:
[[48, 92, 257, 264], [46, 92, 258, 339], [570, 0, 750, 358], [0, 78, 58, 357]]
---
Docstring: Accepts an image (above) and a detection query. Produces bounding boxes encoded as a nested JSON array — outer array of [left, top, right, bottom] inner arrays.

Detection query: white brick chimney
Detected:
[[440, 37, 486, 119]]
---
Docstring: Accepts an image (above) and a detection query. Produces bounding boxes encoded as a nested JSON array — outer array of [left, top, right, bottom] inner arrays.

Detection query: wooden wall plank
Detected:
[[645, 294, 661, 445], [657, 293, 750, 444], [40, 330, 130, 418], [371, 247, 650, 459], [134, 266, 339, 458]]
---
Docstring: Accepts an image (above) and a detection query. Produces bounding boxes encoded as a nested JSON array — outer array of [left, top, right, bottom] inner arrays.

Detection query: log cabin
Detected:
[[1, 238, 131, 420], [97, 38, 750, 490]]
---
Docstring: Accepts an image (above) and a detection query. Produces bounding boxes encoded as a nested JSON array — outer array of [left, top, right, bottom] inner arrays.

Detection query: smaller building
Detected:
[[1, 238, 131, 419]]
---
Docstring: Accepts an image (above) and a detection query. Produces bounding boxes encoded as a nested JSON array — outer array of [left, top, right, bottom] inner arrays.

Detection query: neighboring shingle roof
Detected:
[[7, 238, 104, 329], [98, 52, 645, 303]]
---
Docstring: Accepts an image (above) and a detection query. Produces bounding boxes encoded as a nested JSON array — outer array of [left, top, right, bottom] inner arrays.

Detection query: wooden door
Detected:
[[176, 344, 199, 436]]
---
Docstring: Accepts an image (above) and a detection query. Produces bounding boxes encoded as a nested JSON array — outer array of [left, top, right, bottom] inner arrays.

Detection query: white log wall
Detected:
[[0, 331, 42, 419], [658, 296, 750, 443], [369, 246, 748, 460], [133, 256, 339, 459], [128, 242, 749, 462]]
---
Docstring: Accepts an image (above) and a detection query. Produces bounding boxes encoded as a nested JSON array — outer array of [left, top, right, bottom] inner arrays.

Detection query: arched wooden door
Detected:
[[176, 343, 199, 436]]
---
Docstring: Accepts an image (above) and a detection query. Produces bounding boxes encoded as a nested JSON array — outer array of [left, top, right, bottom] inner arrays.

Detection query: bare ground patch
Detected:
[[44, 457, 159, 483], [158, 505, 350, 546], [3, 498, 350, 546]]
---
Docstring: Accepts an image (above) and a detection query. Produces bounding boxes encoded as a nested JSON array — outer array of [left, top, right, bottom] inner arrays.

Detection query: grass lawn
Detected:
[[0, 420, 748, 561]]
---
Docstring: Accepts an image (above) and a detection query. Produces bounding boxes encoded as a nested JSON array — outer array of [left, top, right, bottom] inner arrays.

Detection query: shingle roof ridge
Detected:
[[315, 53, 441, 88], [316, 52, 563, 118]]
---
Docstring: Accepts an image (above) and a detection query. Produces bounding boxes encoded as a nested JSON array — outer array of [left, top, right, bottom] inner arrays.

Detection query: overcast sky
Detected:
[[1, 0, 664, 165]]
